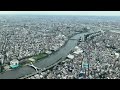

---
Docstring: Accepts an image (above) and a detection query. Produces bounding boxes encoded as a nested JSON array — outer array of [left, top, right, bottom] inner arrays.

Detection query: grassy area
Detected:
[[20, 53, 48, 66], [19, 53, 48, 66], [33, 53, 48, 61], [0, 53, 48, 73]]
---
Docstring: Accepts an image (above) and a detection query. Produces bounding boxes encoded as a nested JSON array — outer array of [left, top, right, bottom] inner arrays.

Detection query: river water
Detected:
[[0, 32, 88, 79]]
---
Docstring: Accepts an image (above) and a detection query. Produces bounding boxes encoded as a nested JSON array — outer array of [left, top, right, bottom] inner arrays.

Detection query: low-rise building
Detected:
[[10, 59, 19, 68], [67, 54, 74, 59]]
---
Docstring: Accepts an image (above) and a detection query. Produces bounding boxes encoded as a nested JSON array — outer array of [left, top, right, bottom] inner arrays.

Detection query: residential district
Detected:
[[0, 15, 120, 79]]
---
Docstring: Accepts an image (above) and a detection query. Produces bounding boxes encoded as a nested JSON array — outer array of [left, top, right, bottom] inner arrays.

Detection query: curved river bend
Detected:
[[0, 32, 89, 79]]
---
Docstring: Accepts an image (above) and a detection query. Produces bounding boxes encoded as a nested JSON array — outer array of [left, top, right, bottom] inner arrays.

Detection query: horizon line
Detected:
[[0, 14, 120, 17], [0, 11, 120, 16]]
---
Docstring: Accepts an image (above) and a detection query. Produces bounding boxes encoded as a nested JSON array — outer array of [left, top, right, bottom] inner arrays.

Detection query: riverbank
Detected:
[[0, 32, 85, 79], [24, 30, 120, 79]]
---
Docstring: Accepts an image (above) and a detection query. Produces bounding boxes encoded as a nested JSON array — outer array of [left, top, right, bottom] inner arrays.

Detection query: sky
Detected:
[[0, 11, 120, 16]]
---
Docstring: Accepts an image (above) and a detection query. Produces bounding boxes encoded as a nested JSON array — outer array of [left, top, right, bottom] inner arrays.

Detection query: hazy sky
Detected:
[[1, 11, 120, 16]]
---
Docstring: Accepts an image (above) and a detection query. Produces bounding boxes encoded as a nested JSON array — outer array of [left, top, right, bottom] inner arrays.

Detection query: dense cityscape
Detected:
[[0, 13, 120, 79]]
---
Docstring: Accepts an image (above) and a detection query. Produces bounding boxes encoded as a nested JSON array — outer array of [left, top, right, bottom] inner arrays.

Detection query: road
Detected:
[[0, 31, 90, 79]]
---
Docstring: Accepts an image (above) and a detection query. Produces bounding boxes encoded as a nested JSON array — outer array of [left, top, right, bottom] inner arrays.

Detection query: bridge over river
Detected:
[[0, 31, 92, 79]]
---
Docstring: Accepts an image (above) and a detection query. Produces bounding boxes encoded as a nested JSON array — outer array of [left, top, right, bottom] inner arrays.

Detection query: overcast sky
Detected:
[[1, 11, 120, 16]]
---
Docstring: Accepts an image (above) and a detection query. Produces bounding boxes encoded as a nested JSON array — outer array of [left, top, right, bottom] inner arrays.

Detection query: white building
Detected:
[[115, 52, 119, 59], [28, 58, 35, 62], [10, 59, 19, 68], [73, 46, 83, 55], [45, 50, 52, 55], [67, 54, 74, 59]]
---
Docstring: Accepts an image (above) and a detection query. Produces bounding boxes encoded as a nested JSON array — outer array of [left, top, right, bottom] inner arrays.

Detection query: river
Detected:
[[0, 32, 89, 79]]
